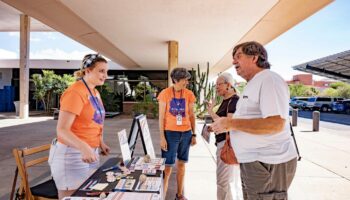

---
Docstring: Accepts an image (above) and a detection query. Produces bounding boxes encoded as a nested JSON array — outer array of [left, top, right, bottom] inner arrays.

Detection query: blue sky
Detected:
[[1, 0, 349, 81]]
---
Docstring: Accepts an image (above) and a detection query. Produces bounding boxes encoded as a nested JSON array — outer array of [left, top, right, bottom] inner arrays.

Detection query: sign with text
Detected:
[[118, 129, 131, 164]]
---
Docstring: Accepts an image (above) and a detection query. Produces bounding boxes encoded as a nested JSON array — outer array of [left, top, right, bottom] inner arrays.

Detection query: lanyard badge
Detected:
[[171, 87, 185, 126], [176, 114, 183, 125]]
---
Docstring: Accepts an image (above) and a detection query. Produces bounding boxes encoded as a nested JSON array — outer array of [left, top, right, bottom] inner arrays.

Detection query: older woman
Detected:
[[48, 54, 110, 199], [158, 68, 197, 200], [207, 72, 241, 200]]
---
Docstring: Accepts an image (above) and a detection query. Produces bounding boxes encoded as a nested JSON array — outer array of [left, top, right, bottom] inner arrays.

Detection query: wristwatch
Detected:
[[191, 134, 197, 137]]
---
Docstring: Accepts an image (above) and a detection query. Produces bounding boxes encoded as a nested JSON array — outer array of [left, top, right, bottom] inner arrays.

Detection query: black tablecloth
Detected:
[[72, 157, 162, 197]]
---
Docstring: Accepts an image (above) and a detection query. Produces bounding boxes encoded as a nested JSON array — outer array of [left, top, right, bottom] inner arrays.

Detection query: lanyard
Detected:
[[81, 78, 103, 120], [172, 87, 183, 107]]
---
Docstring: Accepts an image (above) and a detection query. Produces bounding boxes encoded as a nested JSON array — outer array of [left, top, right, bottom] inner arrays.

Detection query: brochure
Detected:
[[201, 124, 211, 143]]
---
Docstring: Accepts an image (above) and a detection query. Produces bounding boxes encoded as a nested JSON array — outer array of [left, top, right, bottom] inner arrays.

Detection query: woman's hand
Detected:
[[160, 136, 168, 151], [100, 141, 110, 156], [191, 136, 197, 146], [80, 143, 98, 163]]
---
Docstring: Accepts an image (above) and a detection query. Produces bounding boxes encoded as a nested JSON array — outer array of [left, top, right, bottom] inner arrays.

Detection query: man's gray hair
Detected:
[[232, 41, 270, 69]]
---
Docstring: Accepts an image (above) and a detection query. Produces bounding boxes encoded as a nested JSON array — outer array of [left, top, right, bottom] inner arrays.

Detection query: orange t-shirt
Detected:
[[57, 80, 105, 148], [157, 87, 196, 132]]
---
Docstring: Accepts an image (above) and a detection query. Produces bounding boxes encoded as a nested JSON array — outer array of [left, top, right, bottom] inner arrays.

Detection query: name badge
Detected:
[[176, 114, 183, 125]]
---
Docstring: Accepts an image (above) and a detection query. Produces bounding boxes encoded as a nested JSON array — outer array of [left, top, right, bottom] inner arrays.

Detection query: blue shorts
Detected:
[[162, 130, 192, 167]]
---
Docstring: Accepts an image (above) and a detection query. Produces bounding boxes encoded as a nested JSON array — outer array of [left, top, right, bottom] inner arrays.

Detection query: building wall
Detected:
[[292, 74, 313, 85], [0, 68, 12, 89]]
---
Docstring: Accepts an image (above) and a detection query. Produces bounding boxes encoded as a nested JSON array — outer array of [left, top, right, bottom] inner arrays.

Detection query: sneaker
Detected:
[[175, 194, 188, 200]]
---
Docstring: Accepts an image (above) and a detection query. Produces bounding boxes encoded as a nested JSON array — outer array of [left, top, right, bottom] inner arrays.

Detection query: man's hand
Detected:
[[211, 117, 233, 133]]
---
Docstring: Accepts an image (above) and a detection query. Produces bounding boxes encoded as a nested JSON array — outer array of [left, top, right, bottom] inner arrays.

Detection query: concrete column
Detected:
[[168, 41, 178, 86], [19, 14, 30, 119], [313, 111, 320, 132], [292, 109, 298, 126]]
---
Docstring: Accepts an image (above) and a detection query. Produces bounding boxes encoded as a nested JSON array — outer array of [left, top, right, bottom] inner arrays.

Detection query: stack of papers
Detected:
[[129, 157, 165, 171], [114, 179, 136, 191], [135, 177, 162, 192], [106, 192, 161, 200]]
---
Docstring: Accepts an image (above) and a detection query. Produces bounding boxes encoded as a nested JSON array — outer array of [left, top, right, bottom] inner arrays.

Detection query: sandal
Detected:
[[175, 193, 188, 200]]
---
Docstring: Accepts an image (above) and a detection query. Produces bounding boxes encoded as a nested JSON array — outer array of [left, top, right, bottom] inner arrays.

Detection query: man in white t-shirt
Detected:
[[212, 41, 297, 200]]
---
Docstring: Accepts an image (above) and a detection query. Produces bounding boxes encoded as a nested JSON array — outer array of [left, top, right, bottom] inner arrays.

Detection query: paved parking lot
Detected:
[[296, 110, 350, 126]]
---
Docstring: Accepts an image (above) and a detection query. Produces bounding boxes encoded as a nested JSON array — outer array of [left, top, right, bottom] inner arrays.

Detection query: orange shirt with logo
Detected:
[[157, 87, 196, 132], [57, 80, 105, 148]]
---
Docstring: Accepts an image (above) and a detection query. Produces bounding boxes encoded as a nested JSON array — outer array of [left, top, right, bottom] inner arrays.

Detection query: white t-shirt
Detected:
[[231, 69, 297, 164]]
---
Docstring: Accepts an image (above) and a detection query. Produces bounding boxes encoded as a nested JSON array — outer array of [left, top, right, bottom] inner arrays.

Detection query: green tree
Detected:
[[289, 84, 319, 97], [330, 82, 347, 89], [336, 84, 350, 98], [32, 70, 74, 112], [97, 83, 120, 112], [320, 88, 337, 97]]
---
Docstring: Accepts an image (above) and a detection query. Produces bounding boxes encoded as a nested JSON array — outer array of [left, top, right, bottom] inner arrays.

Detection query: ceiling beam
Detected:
[[210, 0, 333, 79], [2, 0, 140, 69]]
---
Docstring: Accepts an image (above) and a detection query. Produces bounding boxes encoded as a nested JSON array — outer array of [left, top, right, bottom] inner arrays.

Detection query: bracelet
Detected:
[[191, 134, 197, 137]]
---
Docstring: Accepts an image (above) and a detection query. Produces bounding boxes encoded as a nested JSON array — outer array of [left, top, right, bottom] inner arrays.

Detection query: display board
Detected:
[[128, 114, 156, 158], [117, 129, 131, 164]]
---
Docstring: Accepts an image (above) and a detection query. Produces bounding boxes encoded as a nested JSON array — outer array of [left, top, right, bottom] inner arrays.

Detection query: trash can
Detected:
[[14, 101, 20, 116]]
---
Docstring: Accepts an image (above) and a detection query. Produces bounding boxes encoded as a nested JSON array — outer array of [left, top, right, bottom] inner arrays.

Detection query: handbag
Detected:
[[220, 132, 238, 164], [219, 97, 238, 165]]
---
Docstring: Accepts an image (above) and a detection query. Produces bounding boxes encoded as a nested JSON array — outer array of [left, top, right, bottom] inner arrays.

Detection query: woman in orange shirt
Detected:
[[158, 68, 197, 200], [48, 54, 110, 199]]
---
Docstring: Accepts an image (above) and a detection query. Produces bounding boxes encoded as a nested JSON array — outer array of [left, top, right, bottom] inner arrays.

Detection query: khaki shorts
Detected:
[[240, 158, 297, 200]]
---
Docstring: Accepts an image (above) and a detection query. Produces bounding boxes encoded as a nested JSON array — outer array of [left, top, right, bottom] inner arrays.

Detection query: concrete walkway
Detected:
[[0, 113, 350, 200], [186, 118, 350, 200]]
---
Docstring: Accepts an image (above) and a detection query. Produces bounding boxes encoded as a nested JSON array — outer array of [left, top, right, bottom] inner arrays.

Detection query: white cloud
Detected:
[[0, 49, 18, 59], [8, 32, 19, 37], [42, 32, 57, 40], [8, 32, 42, 42], [30, 37, 41, 42], [30, 48, 95, 60]]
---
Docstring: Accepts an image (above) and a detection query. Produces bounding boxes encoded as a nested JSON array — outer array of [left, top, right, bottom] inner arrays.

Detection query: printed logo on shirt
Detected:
[[89, 95, 105, 125], [243, 95, 248, 99], [169, 98, 186, 117]]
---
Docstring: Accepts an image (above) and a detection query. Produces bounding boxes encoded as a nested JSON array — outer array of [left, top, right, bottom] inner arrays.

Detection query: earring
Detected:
[[226, 87, 229, 91]]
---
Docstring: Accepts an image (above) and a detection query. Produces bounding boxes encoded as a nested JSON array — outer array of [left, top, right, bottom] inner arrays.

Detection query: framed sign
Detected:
[[118, 129, 131, 164], [128, 114, 155, 158], [137, 115, 156, 159]]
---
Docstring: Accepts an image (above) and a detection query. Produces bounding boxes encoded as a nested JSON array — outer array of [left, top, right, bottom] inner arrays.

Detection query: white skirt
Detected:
[[48, 140, 100, 190]]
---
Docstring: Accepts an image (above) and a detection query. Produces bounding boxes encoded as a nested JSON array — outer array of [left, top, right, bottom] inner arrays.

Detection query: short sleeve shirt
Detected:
[[216, 94, 239, 117], [231, 70, 297, 164], [157, 87, 196, 132], [57, 80, 105, 148]]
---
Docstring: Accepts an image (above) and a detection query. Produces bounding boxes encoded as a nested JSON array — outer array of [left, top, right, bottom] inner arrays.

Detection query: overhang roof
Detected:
[[293, 50, 350, 83], [0, 59, 124, 70], [1, 0, 333, 78], [0, 1, 52, 31]]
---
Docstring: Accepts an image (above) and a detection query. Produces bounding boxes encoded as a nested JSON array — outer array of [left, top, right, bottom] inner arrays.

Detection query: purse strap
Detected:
[[225, 97, 233, 142], [226, 97, 233, 116]]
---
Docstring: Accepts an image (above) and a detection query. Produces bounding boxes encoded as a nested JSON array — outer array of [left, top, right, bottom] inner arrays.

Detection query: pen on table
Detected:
[[102, 165, 120, 172]]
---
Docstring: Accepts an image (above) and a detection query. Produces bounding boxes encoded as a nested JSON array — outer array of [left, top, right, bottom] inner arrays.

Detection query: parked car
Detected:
[[290, 97, 309, 109], [305, 97, 344, 112], [332, 99, 350, 114]]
